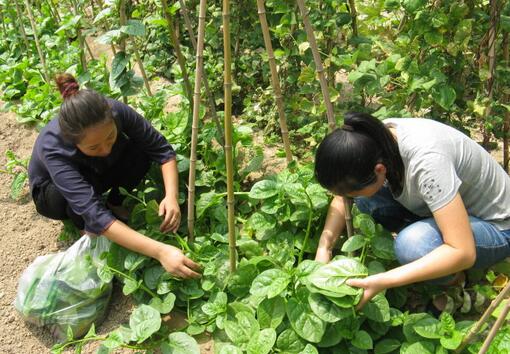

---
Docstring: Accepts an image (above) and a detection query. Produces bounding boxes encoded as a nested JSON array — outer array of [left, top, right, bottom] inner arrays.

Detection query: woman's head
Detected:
[[56, 74, 117, 157], [314, 112, 404, 197]]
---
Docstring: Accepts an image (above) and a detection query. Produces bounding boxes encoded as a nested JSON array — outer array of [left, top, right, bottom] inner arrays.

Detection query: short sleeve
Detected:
[[414, 153, 462, 212]]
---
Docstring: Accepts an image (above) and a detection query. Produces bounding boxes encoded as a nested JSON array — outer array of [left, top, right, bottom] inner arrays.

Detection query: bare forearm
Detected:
[[103, 220, 163, 260], [318, 196, 346, 250], [376, 244, 475, 288], [161, 159, 179, 199]]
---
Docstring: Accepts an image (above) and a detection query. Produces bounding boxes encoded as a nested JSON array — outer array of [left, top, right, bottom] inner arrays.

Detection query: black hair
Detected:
[[314, 112, 404, 196], [55, 73, 113, 144]]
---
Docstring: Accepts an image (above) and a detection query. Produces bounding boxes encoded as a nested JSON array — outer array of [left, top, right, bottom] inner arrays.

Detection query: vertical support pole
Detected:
[[223, 0, 237, 272], [187, 0, 207, 242], [296, 0, 353, 237], [161, 0, 194, 105], [14, 0, 31, 58], [179, 0, 224, 146], [24, 0, 51, 83], [256, 0, 293, 164]]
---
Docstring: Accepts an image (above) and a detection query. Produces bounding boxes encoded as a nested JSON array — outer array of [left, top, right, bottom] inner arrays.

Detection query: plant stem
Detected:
[[106, 265, 159, 298], [298, 206, 313, 264]]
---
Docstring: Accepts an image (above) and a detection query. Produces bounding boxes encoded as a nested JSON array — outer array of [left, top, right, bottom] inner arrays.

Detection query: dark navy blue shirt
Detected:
[[28, 99, 175, 234]]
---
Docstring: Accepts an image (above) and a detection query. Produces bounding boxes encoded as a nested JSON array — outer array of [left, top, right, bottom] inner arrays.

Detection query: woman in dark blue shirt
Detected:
[[28, 74, 200, 279]]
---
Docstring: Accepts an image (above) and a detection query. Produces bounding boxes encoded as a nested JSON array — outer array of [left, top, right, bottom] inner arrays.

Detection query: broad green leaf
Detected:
[[440, 331, 463, 350], [120, 19, 146, 36], [374, 339, 401, 354], [250, 269, 291, 298], [413, 317, 441, 339], [300, 344, 319, 354], [352, 330, 373, 350], [432, 86, 456, 110], [217, 345, 243, 354], [317, 321, 344, 348], [286, 296, 326, 343], [247, 328, 276, 354], [305, 184, 329, 209], [123, 278, 141, 295], [129, 305, 161, 343], [363, 293, 391, 323], [225, 312, 259, 346], [97, 29, 121, 44], [145, 199, 161, 225], [308, 293, 351, 322], [248, 212, 277, 240], [149, 293, 176, 314], [249, 180, 279, 199], [371, 236, 395, 260], [401, 341, 435, 354], [308, 257, 367, 294], [196, 191, 223, 219], [228, 263, 259, 297], [424, 31, 443, 46], [341, 235, 366, 252], [143, 266, 165, 290], [110, 52, 129, 80], [162, 332, 200, 354], [257, 296, 286, 329], [276, 328, 307, 352], [201, 292, 228, 317]]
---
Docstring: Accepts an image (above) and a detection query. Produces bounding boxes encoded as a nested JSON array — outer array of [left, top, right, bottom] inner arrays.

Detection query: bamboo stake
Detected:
[[347, 0, 358, 37], [296, 0, 353, 237], [179, 0, 224, 146], [223, 0, 237, 272], [481, 0, 499, 149], [256, 0, 293, 164], [187, 0, 207, 242], [455, 280, 510, 353], [24, 0, 51, 83], [478, 299, 510, 354], [161, 0, 193, 105], [503, 32, 509, 172], [14, 0, 31, 58], [70, 0, 88, 72], [119, 0, 128, 52], [133, 45, 152, 96]]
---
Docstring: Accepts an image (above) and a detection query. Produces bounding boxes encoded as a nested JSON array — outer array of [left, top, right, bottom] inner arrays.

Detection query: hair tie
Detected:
[[62, 82, 80, 99], [341, 124, 354, 132]]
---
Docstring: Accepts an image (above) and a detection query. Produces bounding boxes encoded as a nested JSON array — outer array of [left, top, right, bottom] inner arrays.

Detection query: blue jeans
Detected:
[[355, 187, 510, 271]]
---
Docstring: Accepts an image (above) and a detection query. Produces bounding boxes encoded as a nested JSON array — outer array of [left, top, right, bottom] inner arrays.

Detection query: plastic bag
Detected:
[[14, 235, 112, 340]]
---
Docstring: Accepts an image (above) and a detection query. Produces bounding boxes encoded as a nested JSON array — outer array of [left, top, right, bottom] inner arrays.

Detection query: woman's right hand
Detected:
[[157, 244, 201, 279], [315, 246, 333, 263]]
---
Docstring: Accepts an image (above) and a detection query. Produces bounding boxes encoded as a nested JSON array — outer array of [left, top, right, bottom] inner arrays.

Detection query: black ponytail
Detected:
[[314, 112, 404, 196]]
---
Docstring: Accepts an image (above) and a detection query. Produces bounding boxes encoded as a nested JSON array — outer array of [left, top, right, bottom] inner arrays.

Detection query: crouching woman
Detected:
[[28, 74, 200, 279], [314, 112, 510, 308]]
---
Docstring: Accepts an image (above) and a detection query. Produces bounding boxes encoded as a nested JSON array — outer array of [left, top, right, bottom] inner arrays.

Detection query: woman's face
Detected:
[[345, 163, 387, 198], [76, 119, 117, 157]]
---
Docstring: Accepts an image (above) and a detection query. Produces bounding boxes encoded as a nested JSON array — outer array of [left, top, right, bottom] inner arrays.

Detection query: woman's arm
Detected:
[[159, 159, 181, 233], [103, 219, 200, 278], [315, 195, 347, 263], [349, 193, 476, 308]]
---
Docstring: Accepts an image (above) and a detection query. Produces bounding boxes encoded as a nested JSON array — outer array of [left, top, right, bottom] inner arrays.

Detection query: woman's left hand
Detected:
[[347, 274, 387, 310], [159, 196, 181, 233]]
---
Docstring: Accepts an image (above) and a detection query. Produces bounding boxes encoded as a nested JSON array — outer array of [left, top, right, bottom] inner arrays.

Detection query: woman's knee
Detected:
[[394, 219, 443, 265]]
